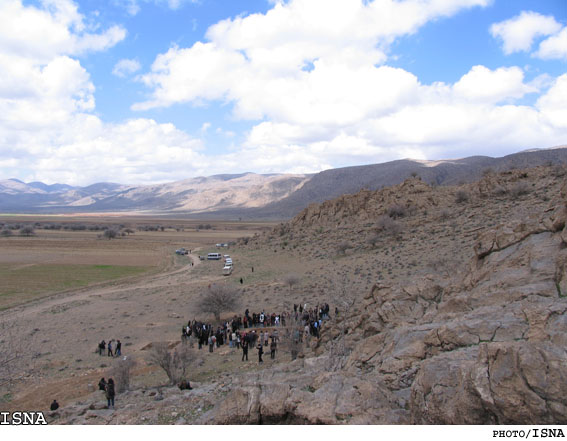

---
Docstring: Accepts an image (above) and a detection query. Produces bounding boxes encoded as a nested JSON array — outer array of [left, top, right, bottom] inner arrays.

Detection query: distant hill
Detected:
[[246, 146, 567, 219], [1, 146, 566, 217]]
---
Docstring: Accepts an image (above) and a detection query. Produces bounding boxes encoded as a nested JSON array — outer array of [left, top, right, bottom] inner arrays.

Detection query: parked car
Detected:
[[175, 248, 187, 255]]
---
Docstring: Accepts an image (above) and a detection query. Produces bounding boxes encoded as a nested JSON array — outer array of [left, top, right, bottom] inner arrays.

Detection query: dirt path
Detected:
[[0, 252, 205, 322]]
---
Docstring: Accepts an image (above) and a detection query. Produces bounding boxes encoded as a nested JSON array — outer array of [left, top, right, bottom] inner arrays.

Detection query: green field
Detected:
[[0, 264, 149, 309]]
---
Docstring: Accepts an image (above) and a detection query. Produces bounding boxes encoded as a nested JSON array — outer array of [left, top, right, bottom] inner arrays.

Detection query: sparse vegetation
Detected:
[[149, 343, 194, 385], [455, 190, 470, 204], [196, 284, 240, 321]]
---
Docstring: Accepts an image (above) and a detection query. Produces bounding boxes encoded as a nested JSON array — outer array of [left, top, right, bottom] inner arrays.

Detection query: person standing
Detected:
[[107, 340, 113, 357], [270, 340, 277, 360], [242, 339, 248, 361], [98, 377, 107, 391], [50, 399, 59, 411], [98, 340, 105, 356], [115, 340, 122, 357], [257, 343, 263, 364], [105, 378, 115, 409]]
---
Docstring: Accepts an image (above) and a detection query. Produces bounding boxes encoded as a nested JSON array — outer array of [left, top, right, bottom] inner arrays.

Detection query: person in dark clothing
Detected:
[[257, 344, 263, 363], [115, 340, 122, 356], [98, 340, 105, 356], [98, 377, 107, 391], [105, 378, 115, 408], [270, 340, 276, 359], [241, 340, 248, 361], [50, 399, 59, 411], [107, 340, 113, 357], [240, 277, 243, 284]]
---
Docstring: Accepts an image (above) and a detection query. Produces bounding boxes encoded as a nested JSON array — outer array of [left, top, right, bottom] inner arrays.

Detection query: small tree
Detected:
[[197, 284, 240, 321], [111, 356, 136, 393], [19, 226, 35, 236], [283, 274, 301, 293], [103, 229, 118, 240], [149, 343, 194, 385]]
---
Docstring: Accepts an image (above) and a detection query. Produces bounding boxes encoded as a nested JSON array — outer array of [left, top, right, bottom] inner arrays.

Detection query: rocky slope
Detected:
[[48, 164, 567, 424]]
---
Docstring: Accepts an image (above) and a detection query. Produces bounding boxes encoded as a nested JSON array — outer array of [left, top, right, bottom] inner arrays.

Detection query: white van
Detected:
[[222, 266, 233, 275], [207, 253, 222, 260]]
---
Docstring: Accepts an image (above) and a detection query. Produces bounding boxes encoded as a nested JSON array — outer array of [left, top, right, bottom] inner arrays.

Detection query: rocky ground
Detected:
[[4, 164, 567, 424]]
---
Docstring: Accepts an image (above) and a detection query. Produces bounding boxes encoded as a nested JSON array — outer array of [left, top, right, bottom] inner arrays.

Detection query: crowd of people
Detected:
[[181, 302, 332, 363]]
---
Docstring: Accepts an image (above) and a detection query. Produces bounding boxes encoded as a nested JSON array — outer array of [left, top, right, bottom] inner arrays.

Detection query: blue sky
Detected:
[[1, 0, 566, 185]]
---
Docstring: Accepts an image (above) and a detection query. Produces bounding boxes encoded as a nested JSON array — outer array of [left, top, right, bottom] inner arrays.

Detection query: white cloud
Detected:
[[452, 65, 536, 103], [112, 58, 142, 77], [534, 27, 567, 61], [490, 11, 562, 54], [117, 0, 199, 16], [135, 0, 490, 115], [0, 0, 126, 62]]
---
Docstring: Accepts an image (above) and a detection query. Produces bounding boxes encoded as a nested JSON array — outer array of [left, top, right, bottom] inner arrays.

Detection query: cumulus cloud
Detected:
[[490, 11, 562, 54], [112, 58, 142, 77], [135, 0, 491, 115], [0, 1, 204, 186], [534, 27, 567, 61]]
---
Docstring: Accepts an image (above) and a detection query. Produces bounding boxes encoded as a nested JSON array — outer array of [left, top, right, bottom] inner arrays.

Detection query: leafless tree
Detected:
[[149, 343, 194, 385], [0, 319, 38, 394], [111, 356, 136, 393], [196, 284, 240, 321], [282, 273, 301, 293], [19, 226, 35, 236], [278, 314, 304, 361], [103, 229, 118, 240]]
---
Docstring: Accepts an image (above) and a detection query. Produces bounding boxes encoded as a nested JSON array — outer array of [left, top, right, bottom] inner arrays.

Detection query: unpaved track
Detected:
[[0, 252, 210, 321]]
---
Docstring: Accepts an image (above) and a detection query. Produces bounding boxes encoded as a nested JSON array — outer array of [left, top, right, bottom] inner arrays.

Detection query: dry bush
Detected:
[[0, 320, 38, 393], [279, 315, 303, 361], [551, 164, 566, 177], [509, 182, 530, 199], [387, 204, 407, 219], [282, 274, 301, 293], [455, 190, 470, 204], [376, 215, 402, 237], [149, 343, 194, 385], [19, 226, 35, 236], [111, 356, 136, 393], [438, 209, 450, 221], [197, 284, 240, 321], [336, 241, 352, 255], [366, 234, 380, 248]]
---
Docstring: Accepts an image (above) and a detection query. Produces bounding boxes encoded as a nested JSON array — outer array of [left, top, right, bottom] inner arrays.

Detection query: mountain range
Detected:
[[1, 146, 566, 218]]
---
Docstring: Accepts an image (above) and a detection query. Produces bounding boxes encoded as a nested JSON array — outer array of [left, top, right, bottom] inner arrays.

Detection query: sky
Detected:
[[0, 0, 566, 186]]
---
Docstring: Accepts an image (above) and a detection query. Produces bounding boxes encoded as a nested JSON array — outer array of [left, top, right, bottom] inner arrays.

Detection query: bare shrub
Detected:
[[0, 320, 38, 392], [282, 274, 301, 293], [376, 215, 401, 237], [279, 314, 303, 361], [196, 284, 240, 321], [111, 356, 136, 393], [149, 343, 194, 385], [455, 190, 470, 204], [103, 229, 118, 240], [19, 226, 35, 236], [510, 182, 530, 199], [366, 234, 380, 248], [438, 209, 450, 221], [552, 164, 566, 177], [387, 204, 407, 219], [336, 241, 352, 255]]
